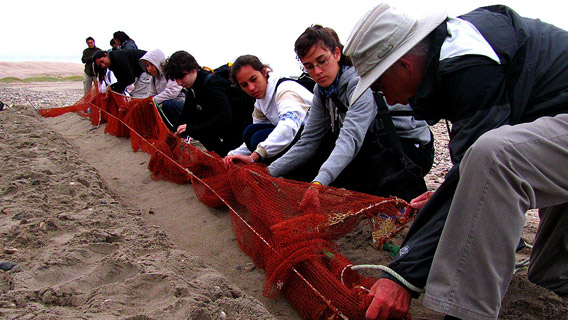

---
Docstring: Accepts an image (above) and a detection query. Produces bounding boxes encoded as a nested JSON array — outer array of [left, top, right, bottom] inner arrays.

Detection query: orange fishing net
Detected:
[[40, 85, 416, 319]]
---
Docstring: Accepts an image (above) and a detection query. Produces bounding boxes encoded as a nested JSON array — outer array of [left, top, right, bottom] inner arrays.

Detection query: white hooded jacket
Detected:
[[139, 49, 185, 105]]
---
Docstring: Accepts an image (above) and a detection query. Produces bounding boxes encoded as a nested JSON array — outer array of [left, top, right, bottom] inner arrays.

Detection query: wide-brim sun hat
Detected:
[[344, 3, 447, 104]]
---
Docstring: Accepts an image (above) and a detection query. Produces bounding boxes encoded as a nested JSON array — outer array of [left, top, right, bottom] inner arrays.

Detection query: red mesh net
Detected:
[[40, 85, 416, 319]]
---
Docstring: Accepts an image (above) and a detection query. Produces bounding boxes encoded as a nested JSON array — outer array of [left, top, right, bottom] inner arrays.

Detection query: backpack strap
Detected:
[[373, 93, 406, 158], [202, 72, 214, 87], [330, 94, 348, 114], [275, 77, 294, 90], [389, 110, 415, 117]]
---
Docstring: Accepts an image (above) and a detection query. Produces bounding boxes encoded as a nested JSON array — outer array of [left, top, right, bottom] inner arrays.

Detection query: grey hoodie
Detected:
[[139, 49, 185, 105]]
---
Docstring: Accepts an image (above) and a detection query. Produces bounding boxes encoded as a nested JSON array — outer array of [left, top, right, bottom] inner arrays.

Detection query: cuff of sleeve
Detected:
[[254, 147, 268, 160], [381, 272, 421, 299], [184, 125, 193, 136]]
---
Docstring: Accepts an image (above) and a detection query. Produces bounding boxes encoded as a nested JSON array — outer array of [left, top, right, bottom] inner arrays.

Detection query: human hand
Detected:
[[176, 124, 187, 136], [366, 278, 412, 320], [223, 155, 253, 168], [299, 182, 322, 212], [409, 191, 434, 210]]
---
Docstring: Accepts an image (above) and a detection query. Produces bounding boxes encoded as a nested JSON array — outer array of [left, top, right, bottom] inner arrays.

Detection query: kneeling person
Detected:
[[268, 25, 433, 200], [162, 51, 254, 157], [139, 49, 186, 132], [223, 55, 313, 167]]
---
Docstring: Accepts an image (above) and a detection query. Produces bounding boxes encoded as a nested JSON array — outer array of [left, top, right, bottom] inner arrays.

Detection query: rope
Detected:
[[64, 90, 351, 317], [154, 102, 174, 128], [39, 89, 410, 319], [20, 89, 39, 114], [514, 258, 530, 274], [341, 264, 425, 294]]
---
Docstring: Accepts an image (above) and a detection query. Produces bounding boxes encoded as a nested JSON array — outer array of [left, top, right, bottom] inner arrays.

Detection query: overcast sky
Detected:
[[2, 0, 566, 76]]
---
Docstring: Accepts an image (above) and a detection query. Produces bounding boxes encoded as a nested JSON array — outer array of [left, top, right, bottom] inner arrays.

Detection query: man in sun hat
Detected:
[[344, 3, 568, 320]]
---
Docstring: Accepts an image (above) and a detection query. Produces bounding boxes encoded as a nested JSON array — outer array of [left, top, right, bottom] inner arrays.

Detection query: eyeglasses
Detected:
[[301, 53, 333, 73]]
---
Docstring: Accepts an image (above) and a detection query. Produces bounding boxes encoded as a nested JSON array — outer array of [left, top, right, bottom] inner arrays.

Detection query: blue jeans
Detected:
[[243, 123, 275, 152], [160, 100, 184, 132]]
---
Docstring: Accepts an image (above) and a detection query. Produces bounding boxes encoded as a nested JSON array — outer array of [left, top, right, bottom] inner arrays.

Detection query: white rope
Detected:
[[341, 264, 425, 294], [155, 102, 174, 128], [514, 258, 530, 274]]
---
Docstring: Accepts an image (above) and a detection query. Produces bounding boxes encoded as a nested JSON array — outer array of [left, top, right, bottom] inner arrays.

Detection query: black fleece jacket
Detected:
[[108, 49, 147, 94]]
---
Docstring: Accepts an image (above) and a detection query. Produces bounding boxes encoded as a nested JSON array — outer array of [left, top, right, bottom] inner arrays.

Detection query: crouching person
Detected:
[[268, 25, 433, 201], [162, 51, 254, 157], [223, 54, 313, 167], [139, 49, 185, 132]]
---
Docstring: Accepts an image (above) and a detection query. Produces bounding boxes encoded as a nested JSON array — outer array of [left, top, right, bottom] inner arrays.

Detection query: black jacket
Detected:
[[385, 5, 568, 295], [108, 49, 147, 94], [81, 46, 101, 76], [177, 70, 253, 157]]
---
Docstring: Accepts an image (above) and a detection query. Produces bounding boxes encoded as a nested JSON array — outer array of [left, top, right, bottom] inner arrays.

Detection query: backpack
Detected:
[[202, 64, 255, 135], [275, 72, 317, 93], [202, 63, 233, 83]]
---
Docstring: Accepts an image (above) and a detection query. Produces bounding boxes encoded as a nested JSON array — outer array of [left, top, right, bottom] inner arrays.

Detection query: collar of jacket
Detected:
[[192, 69, 209, 92], [409, 20, 449, 125]]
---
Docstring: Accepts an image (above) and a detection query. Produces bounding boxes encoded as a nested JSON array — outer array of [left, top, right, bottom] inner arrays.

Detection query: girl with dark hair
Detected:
[[222, 54, 313, 167], [267, 25, 434, 200], [113, 31, 138, 50]]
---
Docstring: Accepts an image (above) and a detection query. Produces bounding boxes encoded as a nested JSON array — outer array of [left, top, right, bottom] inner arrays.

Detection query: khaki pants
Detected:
[[83, 73, 95, 94], [424, 113, 568, 320]]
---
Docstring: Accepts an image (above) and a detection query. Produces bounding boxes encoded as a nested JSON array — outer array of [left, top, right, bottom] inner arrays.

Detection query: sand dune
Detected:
[[0, 61, 84, 79]]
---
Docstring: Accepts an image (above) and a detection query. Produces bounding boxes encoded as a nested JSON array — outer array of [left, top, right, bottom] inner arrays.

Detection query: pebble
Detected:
[[4, 248, 18, 254], [0, 261, 17, 271]]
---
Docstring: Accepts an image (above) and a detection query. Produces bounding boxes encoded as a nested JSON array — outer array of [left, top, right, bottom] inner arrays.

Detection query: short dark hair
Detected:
[[294, 25, 352, 66], [113, 31, 130, 43], [86, 36, 95, 43], [230, 54, 271, 84], [162, 51, 200, 80]]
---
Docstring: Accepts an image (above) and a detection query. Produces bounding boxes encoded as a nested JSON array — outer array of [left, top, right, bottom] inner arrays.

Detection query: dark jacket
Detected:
[[385, 5, 568, 295], [108, 49, 147, 94], [119, 39, 138, 50], [177, 69, 252, 157], [82, 46, 101, 76]]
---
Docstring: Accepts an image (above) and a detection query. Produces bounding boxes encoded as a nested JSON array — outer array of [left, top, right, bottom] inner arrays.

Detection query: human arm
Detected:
[[365, 278, 412, 320], [267, 87, 328, 177], [81, 48, 91, 64], [255, 89, 309, 159], [313, 76, 376, 185], [409, 191, 435, 210], [373, 59, 513, 296], [153, 79, 184, 105], [434, 59, 511, 163], [223, 151, 262, 168]]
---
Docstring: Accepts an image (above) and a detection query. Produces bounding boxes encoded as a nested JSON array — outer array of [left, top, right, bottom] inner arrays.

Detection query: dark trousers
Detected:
[[160, 99, 184, 132], [243, 123, 276, 152]]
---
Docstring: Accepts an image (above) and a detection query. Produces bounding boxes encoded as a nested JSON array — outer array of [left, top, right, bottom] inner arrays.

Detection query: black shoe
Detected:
[[516, 238, 527, 252], [444, 315, 462, 320]]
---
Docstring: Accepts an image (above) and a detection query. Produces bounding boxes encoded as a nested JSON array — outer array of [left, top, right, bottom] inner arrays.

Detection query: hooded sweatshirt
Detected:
[[139, 49, 185, 105], [228, 72, 312, 159]]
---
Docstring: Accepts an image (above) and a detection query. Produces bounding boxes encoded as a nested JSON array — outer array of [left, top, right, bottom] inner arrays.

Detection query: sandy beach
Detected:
[[1, 62, 566, 319]]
